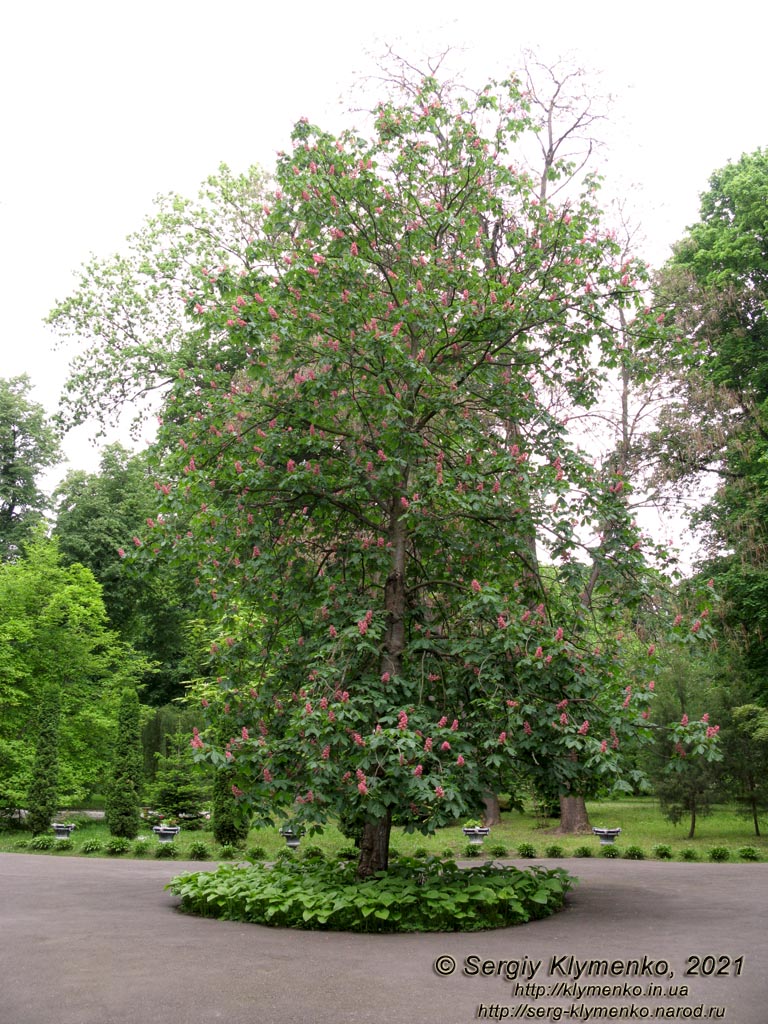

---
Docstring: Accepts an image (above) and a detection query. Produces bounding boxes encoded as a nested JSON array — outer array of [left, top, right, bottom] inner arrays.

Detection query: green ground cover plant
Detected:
[[168, 856, 573, 933]]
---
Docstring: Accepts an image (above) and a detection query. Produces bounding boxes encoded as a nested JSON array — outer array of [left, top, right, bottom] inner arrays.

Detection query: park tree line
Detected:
[[1, 59, 767, 866]]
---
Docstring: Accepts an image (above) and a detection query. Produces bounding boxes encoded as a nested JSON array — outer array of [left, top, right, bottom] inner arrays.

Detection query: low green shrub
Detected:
[[247, 845, 267, 861], [301, 844, 325, 862], [155, 841, 179, 858], [54, 838, 74, 851], [544, 844, 563, 858], [80, 838, 103, 855], [218, 844, 239, 860], [737, 846, 760, 862], [600, 845, 620, 858], [105, 837, 131, 856], [169, 857, 574, 933], [188, 840, 212, 861], [29, 835, 55, 851], [463, 844, 483, 858], [413, 846, 430, 858], [708, 846, 730, 862], [517, 843, 537, 859], [573, 846, 592, 858], [132, 838, 151, 857], [680, 848, 699, 861], [336, 848, 358, 861], [652, 844, 673, 860], [14, 838, 30, 850], [488, 843, 509, 858], [623, 846, 645, 860]]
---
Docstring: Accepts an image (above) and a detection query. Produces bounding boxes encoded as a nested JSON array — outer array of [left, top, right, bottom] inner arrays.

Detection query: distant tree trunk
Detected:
[[752, 797, 761, 837], [356, 811, 392, 879], [554, 795, 591, 834], [687, 797, 697, 840], [483, 792, 502, 826]]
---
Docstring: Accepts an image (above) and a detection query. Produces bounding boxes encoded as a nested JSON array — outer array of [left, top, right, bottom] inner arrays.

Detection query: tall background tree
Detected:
[[655, 149, 768, 690], [54, 445, 194, 704], [0, 375, 60, 560], [0, 535, 148, 815]]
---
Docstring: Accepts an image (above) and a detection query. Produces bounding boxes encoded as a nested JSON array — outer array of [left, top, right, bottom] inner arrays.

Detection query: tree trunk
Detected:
[[356, 810, 392, 880], [482, 791, 502, 826], [553, 794, 591, 834], [751, 796, 760, 837], [687, 798, 697, 840]]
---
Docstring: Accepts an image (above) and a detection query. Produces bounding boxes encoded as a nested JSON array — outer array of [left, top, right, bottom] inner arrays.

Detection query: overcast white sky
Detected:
[[1, 0, 765, 491]]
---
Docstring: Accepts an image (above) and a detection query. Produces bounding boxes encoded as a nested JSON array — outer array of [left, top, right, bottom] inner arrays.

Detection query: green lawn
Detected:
[[1, 798, 765, 862]]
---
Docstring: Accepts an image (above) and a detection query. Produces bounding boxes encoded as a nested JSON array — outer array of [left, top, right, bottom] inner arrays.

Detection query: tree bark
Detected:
[[552, 794, 591, 834], [687, 798, 697, 840], [356, 810, 392, 880], [482, 791, 502, 826]]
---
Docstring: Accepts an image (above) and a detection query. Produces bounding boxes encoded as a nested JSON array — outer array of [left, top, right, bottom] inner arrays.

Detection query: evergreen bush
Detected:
[[26, 687, 61, 836], [105, 689, 143, 839], [152, 733, 209, 830]]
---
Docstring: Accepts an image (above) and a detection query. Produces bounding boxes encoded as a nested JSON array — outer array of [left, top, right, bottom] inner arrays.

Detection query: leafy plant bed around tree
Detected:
[[167, 856, 574, 933]]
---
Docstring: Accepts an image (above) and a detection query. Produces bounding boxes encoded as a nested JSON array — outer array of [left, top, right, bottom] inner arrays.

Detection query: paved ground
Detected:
[[1, 853, 766, 1024]]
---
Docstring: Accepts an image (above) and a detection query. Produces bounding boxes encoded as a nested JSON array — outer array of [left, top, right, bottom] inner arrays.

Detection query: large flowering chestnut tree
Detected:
[[124, 74, 715, 876]]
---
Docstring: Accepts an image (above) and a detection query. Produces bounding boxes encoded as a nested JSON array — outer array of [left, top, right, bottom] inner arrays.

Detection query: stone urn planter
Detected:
[[279, 826, 302, 850], [51, 823, 76, 840], [592, 827, 622, 845], [462, 826, 491, 845], [152, 825, 181, 843]]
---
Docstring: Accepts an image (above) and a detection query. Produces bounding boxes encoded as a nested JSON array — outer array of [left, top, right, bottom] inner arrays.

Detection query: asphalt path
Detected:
[[1, 853, 766, 1024]]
